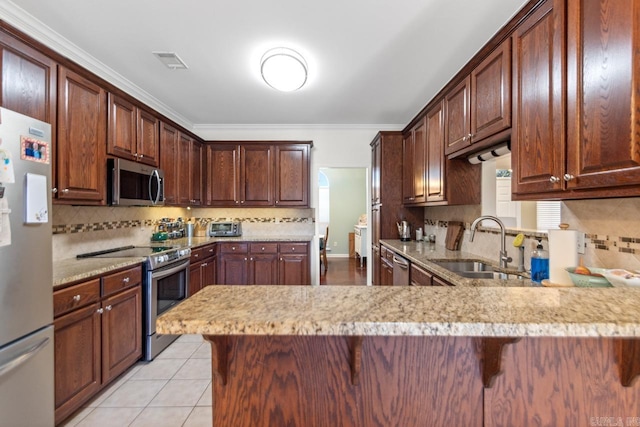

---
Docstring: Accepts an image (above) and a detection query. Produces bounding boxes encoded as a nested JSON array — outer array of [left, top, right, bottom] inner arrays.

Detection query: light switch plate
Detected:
[[577, 232, 586, 254]]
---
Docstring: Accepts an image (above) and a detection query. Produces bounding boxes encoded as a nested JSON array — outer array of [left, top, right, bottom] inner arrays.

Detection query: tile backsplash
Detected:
[[423, 198, 640, 271], [52, 205, 315, 261]]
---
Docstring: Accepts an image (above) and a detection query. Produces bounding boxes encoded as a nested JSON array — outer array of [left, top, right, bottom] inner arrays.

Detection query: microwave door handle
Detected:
[[150, 169, 161, 205]]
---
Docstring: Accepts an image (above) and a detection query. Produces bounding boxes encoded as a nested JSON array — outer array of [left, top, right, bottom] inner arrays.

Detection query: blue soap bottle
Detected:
[[530, 239, 549, 283]]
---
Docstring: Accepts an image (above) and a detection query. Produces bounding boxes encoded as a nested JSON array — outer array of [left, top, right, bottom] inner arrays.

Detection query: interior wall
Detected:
[[321, 168, 367, 256]]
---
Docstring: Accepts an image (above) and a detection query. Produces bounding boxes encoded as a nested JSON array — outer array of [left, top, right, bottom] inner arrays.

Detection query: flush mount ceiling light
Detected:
[[152, 51, 189, 69], [260, 47, 308, 92]]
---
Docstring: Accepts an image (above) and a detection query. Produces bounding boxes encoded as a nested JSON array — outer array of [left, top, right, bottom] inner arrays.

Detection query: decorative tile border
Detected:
[[52, 217, 314, 235], [586, 234, 640, 254], [424, 218, 548, 240]]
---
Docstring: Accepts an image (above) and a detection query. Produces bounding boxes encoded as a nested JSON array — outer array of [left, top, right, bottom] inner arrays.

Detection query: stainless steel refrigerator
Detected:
[[0, 107, 54, 426]]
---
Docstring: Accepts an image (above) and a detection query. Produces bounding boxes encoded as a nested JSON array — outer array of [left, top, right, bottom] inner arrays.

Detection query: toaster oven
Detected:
[[208, 221, 242, 237]]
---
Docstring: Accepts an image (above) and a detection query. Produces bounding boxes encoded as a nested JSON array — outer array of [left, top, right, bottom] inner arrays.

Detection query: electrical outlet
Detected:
[[333, 241, 338, 247], [577, 232, 586, 254]]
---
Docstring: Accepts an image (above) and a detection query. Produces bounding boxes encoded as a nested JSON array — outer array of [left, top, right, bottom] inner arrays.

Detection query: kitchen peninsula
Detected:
[[157, 284, 640, 426]]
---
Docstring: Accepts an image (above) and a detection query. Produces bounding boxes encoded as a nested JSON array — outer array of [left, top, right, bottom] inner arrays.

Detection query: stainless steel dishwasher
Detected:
[[392, 254, 410, 286]]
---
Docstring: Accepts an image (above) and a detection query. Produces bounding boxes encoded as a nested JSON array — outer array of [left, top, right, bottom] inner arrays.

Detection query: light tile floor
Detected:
[[61, 334, 212, 427]]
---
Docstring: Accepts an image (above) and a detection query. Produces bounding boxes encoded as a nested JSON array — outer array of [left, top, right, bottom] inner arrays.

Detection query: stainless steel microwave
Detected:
[[107, 158, 164, 206]]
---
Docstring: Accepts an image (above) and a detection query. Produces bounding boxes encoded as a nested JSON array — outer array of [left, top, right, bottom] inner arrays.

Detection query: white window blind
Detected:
[[536, 201, 561, 231]]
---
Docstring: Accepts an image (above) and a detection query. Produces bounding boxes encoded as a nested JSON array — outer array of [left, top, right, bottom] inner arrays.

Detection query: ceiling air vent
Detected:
[[152, 52, 189, 70]]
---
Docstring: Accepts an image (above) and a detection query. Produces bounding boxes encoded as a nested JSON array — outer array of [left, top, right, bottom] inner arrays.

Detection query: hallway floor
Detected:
[[320, 256, 367, 285]]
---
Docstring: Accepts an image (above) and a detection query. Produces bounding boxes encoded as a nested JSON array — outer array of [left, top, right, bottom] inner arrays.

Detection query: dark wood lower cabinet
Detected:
[[53, 266, 142, 425], [203, 335, 640, 427], [217, 242, 310, 285]]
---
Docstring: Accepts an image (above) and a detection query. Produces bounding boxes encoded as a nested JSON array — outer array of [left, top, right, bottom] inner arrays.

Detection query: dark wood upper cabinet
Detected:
[[190, 139, 202, 206], [444, 39, 511, 156], [107, 93, 159, 166], [274, 143, 310, 207], [0, 30, 56, 125], [565, 0, 640, 191], [511, 0, 565, 196], [444, 77, 471, 155], [159, 121, 179, 205], [242, 144, 273, 206], [403, 118, 426, 204], [205, 142, 311, 207], [470, 39, 511, 143], [174, 133, 201, 206], [513, 0, 640, 200], [56, 66, 106, 204], [205, 144, 239, 206], [425, 100, 445, 203]]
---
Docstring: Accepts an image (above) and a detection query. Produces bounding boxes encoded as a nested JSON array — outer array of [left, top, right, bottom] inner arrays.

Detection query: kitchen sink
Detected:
[[432, 260, 494, 273], [432, 260, 525, 280]]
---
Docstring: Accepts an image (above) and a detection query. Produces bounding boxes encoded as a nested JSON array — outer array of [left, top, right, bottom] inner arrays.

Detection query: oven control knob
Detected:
[[156, 255, 167, 263]]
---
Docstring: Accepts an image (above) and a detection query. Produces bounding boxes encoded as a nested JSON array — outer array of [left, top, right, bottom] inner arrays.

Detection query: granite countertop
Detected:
[[156, 284, 640, 338], [53, 257, 145, 289], [53, 234, 313, 289], [380, 239, 536, 287]]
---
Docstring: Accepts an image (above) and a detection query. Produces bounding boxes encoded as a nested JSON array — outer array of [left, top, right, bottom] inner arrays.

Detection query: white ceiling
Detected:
[[2, 0, 528, 131]]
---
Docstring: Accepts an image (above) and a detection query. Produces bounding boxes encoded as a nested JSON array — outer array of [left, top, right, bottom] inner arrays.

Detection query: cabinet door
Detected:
[[218, 254, 248, 285], [274, 144, 309, 206], [371, 137, 381, 204], [107, 93, 136, 161], [137, 108, 159, 166], [412, 119, 426, 204], [565, 0, 640, 190], [470, 39, 511, 142], [190, 140, 202, 205], [380, 261, 393, 286], [444, 76, 471, 155], [249, 253, 279, 285], [54, 302, 101, 424], [511, 0, 565, 195], [57, 67, 106, 203], [402, 132, 415, 203], [410, 263, 433, 286], [0, 31, 56, 125], [203, 256, 217, 287], [279, 255, 309, 285], [160, 122, 179, 205], [205, 144, 239, 206], [241, 144, 273, 206], [177, 133, 192, 205], [189, 263, 203, 295], [425, 100, 445, 202], [101, 286, 142, 384]]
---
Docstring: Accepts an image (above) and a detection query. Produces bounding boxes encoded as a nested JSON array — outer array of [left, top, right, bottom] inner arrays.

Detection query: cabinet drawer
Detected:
[[53, 279, 101, 317], [279, 242, 308, 254], [102, 266, 142, 298], [190, 247, 206, 262], [201, 243, 217, 257], [250, 243, 278, 254], [219, 243, 249, 254]]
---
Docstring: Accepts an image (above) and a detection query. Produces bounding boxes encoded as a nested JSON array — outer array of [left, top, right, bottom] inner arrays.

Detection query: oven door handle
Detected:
[[151, 259, 190, 279]]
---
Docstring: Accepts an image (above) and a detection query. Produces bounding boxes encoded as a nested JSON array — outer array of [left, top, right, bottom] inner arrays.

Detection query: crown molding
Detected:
[[0, 0, 194, 130], [193, 123, 405, 131]]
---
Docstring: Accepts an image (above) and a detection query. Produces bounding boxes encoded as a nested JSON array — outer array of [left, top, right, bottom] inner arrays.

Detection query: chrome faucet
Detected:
[[469, 215, 512, 269]]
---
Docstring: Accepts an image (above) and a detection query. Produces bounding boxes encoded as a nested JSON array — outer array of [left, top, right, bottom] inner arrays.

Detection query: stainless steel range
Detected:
[[78, 245, 191, 360]]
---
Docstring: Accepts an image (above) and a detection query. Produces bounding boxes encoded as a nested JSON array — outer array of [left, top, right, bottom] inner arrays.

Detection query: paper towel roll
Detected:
[[548, 229, 579, 285]]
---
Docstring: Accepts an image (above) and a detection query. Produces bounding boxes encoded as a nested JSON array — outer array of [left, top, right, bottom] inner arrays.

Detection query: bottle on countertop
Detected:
[[530, 239, 549, 283]]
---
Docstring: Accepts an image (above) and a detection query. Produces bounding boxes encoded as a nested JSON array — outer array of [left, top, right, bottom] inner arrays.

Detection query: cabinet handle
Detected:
[[194, 253, 199, 258], [275, 200, 279, 204], [563, 174, 575, 181], [72, 295, 81, 302], [97, 308, 104, 314], [209, 248, 214, 253], [202, 262, 207, 267], [549, 176, 560, 183], [240, 200, 244, 204], [261, 247, 265, 251], [280, 258, 283, 261], [52, 188, 58, 194], [244, 257, 248, 261], [122, 277, 130, 283], [235, 200, 239, 204], [468, 133, 473, 140], [250, 257, 254, 261], [105, 305, 112, 311], [62, 189, 70, 194], [462, 136, 467, 142], [139, 154, 144, 159]]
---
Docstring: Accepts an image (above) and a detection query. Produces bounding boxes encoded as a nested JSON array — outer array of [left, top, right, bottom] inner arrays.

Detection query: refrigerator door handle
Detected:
[[0, 337, 50, 379]]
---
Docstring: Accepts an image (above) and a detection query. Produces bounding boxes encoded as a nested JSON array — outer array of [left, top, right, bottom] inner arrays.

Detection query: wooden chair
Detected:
[[320, 226, 329, 273]]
